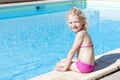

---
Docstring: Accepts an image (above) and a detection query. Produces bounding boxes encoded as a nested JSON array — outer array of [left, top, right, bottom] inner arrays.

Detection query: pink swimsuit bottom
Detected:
[[76, 61, 94, 73], [76, 44, 94, 73]]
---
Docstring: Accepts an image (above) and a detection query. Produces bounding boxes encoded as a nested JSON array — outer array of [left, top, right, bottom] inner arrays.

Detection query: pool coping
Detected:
[[87, 0, 120, 9], [29, 48, 120, 80], [0, 0, 67, 7], [0, 0, 77, 20]]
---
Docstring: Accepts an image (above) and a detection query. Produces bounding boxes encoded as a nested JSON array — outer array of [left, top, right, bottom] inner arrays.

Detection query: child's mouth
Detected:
[[71, 27, 77, 30]]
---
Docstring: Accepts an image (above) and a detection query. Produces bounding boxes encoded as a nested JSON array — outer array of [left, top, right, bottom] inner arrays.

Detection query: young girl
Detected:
[[55, 7, 95, 73]]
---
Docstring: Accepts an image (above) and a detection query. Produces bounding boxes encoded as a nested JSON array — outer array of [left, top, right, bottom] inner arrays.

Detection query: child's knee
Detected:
[[69, 63, 80, 72]]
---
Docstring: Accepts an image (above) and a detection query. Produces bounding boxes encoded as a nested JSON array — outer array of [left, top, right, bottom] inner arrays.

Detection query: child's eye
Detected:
[[75, 21, 80, 23], [69, 22, 72, 24]]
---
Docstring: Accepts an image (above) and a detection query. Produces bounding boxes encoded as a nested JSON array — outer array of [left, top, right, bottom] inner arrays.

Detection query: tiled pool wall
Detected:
[[0, 0, 87, 20]]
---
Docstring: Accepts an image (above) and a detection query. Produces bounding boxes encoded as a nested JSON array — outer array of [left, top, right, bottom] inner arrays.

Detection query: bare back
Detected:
[[77, 30, 94, 65]]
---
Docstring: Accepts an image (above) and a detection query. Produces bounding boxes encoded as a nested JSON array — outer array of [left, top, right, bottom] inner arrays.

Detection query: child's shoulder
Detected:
[[76, 30, 87, 37]]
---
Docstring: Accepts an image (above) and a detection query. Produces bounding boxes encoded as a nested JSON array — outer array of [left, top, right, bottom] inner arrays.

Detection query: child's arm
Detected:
[[61, 32, 84, 71]]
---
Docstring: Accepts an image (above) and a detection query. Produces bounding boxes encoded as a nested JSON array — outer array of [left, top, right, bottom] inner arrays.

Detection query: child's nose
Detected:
[[72, 23, 75, 26]]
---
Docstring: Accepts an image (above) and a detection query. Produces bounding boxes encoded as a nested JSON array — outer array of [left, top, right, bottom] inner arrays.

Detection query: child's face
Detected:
[[67, 15, 83, 33]]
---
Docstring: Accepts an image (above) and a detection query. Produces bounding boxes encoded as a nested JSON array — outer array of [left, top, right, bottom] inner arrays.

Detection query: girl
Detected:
[[55, 7, 95, 73]]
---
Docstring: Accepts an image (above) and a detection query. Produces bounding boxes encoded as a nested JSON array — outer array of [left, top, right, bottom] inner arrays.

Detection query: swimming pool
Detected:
[[0, 0, 120, 80]]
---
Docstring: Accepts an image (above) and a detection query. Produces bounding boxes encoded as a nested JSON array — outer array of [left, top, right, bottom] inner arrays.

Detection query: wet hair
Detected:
[[66, 7, 88, 30]]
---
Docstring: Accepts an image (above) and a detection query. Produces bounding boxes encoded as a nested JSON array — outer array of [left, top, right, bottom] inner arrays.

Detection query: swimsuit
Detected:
[[76, 61, 94, 73], [76, 44, 94, 73], [79, 44, 93, 48]]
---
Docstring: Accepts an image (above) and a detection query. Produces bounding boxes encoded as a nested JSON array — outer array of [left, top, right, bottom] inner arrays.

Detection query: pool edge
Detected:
[[29, 48, 120, 80], [0, 0, 67, 7]]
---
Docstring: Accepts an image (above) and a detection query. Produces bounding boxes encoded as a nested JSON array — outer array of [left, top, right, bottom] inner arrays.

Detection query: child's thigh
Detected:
[[69, 62, 80, 72], [56, 60, 65, 67]]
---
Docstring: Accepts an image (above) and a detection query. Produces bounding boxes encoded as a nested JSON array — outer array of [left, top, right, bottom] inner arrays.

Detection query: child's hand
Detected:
[[55, 66, 67, 72], [58, 66, 67, 72], [55, 65, 64, 71], [54, 59, 67, 72]]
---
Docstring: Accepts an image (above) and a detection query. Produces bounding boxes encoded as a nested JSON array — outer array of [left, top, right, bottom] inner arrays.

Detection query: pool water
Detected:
[[0, 2, 120, 80]]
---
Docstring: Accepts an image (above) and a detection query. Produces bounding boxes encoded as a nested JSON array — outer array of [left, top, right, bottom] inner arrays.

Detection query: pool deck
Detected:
[[29, 48, 120, 80]]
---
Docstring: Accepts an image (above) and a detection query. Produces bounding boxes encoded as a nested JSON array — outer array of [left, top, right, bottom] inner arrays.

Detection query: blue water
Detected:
[[0, 4, 120, 80]]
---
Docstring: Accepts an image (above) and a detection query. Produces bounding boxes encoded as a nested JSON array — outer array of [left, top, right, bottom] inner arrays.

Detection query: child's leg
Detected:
[[69, 62, 80, 72], [55, 58, 78, 71], [60, 58, 77, 62], [55, 59, 66, 71]]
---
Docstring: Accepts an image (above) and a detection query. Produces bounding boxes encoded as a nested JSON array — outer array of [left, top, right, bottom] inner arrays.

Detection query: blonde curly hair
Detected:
[[66, 7, 88, 30]]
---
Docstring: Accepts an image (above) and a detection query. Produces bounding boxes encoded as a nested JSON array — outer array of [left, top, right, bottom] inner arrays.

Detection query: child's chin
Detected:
[[72, 29, 76, 31], [72, 29, 77, 32]]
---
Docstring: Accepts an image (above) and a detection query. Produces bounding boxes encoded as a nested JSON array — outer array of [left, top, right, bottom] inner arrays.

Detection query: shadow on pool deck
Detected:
[[30, 48, 120, 80], [94, 53, 120, 71]]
